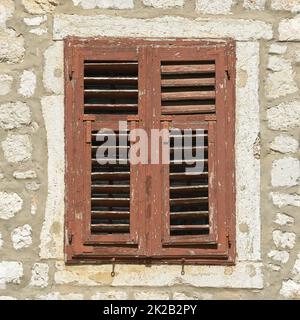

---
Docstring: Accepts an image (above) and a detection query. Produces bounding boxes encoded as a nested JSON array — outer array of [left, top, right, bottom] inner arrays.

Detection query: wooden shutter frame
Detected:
[[65, 37, 236, 265]]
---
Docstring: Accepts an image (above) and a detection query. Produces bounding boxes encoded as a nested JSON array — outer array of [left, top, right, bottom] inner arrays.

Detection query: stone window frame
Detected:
[[40, 15, 265, 289]]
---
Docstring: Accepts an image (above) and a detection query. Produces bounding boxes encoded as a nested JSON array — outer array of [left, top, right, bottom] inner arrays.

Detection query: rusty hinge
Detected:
[[68, 68, 74, 81], [227, 232, 232, 248], [67, 230, 74, 245], [225, 69, 230, 80], [111, 258, 116, 277]]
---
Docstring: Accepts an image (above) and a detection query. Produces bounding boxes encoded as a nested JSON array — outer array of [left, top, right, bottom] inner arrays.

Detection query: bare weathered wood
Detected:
[[91, 198, 130, 206], [170, 211, 209, 219], [162, 105, 215, 114], [85, 62, 138, 73], [85, 104, 138, 112], [85, 89, 138, 99], [91, 224, 130, 233], [170, 197, 208, 205], [161, 64, 215, 74], [161, 91, 215, 101], [161, 78, 215, 87], [92, 185, 130, 193], [85, 76, 138, 85], [170, 225, 210, 231], [91, 172, 130, 180], [92, 211, 130, 219]]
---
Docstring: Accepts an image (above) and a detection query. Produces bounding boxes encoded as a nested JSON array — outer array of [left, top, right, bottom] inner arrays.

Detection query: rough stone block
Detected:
[[0, 261, 23, 288], [0, 74, 13, 95], [267, 101, 300, 131], [0, 192, 23, 220], [243, 0, 265, 10], [0, 29, 25, 64], [270, 135, 299, 154], [265, 56, 297, 99], [271, 157, 300, 187], [273, 230, 296, 249], [196, 0, 235, 14], [268, 250, 289, 263], [11, 224, 32, 250], [0, 102, 31, 130], [271, 192, 300, 208], [143, 0, 184, 8], [272, 0, 300, 12], [275, 213, 294, 226], [279, 15, 300, 41], [30, 263, 49, 288], [72, 0, 134, 9], [18, 70, 36, 98], [1, 134, 32, 163], [22, 0, 58, 14]]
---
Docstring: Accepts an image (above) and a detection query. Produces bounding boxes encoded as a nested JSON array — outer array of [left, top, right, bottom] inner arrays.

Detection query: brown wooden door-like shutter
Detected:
[[150, 44, 235, 262], [65, 38, 235, 265]]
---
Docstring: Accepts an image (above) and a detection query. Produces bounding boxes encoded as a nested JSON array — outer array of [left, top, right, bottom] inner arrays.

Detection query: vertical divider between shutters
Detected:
[[134, 45, 148, 257], [148, 46, 164, 257]]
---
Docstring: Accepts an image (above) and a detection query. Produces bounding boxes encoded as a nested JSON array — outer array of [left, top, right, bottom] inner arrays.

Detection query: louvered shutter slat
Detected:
[[162, 91, 215, 101], [161, 64, 215, 74], [161, 77, 215, 87], [91, 211, 130, 219], [162, 105, 216, 114]]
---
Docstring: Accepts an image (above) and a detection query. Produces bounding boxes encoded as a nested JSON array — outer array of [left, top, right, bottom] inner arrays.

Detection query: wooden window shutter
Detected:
[[65, 38, 236, 265]]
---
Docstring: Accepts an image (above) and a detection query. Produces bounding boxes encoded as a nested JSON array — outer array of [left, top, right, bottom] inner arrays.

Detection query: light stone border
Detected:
[[40, 15, 262, 288]]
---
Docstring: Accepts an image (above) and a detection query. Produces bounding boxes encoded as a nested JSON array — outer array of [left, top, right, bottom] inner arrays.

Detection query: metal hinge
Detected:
[[67, 231, 74, 245], [68, 68, 74, 81], [227, 232, 232, 248], [225, 69, 230, 80]]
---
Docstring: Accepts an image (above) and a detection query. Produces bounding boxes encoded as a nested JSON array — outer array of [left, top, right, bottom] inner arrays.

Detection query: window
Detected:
[[65, 38, 236, 265]]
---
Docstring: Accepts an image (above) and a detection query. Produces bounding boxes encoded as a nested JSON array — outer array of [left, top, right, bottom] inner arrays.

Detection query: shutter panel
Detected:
[[90, 129, 131, 235], [84, 59, 136, 243], [169, 129, 209, 237], [66, 44, 147, 258], [82, 58, 142, 247], [155, 44, 234, 261], [161, 120, 218, 247]]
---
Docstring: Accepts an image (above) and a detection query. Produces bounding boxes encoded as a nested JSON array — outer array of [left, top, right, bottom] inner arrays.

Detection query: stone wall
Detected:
[[0, 0, 299, 300]]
